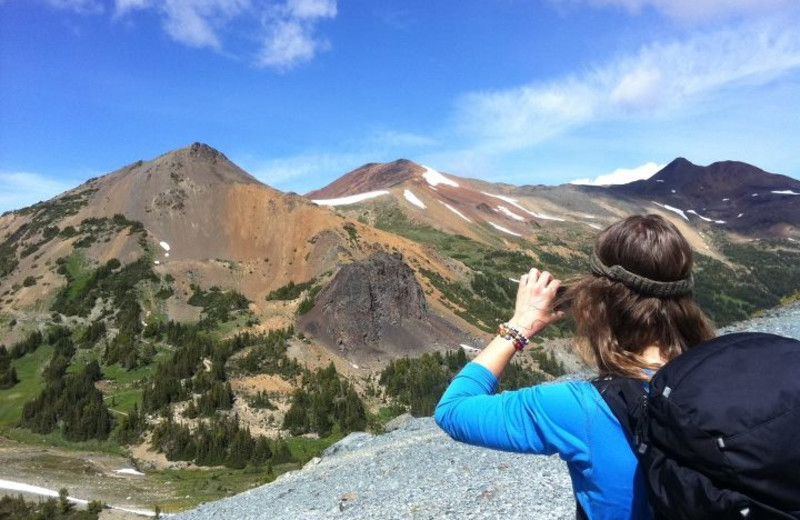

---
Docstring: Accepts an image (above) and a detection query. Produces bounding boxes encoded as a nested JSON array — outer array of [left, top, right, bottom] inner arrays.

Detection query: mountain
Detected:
[[0, 144, 477, 357], [2, 146, 800, 514], [611, 158, 800, 236], [306, 159, 621, 247], [297, 251, 473, 365]]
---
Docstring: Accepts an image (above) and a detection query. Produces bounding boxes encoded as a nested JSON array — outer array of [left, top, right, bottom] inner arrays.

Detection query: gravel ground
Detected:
[[172, 302, 800, 520], [171, 417, 575, 520]]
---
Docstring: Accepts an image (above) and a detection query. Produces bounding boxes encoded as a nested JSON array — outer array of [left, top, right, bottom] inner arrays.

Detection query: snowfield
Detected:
[[422, 166, 459, 187], [312, 191, 391, 206], [439, 201, 471, 222], [497, 206, 526, 221], [403, 189, 426, 209], [488, 222, 522, 237], [652, 202, 688, 221]]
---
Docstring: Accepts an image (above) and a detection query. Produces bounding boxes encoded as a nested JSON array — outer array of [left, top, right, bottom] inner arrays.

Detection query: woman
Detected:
[[434, 214, 715, 520]]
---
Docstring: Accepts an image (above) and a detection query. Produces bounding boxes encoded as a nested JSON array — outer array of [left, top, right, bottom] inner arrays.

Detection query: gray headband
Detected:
[[589, 251, 694, 297]]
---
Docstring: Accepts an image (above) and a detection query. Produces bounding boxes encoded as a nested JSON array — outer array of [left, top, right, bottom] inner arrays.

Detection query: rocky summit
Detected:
[[298, 251, 475, 364]]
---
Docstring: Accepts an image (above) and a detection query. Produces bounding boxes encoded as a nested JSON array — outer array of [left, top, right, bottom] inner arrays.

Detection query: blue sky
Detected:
[[1, 0, 800, 212]]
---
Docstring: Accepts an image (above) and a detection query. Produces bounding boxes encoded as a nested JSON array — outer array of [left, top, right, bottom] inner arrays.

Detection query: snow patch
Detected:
[[115, 468, 146, 476], [403, 189, 426, 209], [687, 210, 712, 222], [312, 190, 391, 206], [351, 363, 360, 369], [488, 222, 522, 237], [439, 201, 471, 222], [587, 223, 603, 230], [737, 213, 744, 218], [752, 193, 759, 197], [460, 344, 480, 353], [529, 212, 565, 222], [671, 189, 676, 194], [0, 479, 88, 505], [789, 238, 797, 242], [772, 190, 800, 195], [422, 165, 459, 187], [497, 206, 526, 221], [159, 241, 171, 252], [481, 192, 517, 205], [687, 210, 725, 224], [164, 253, 169, 258], [153, 260, 160, 265], [652, 202, 688, 221], [481, 192, 564, 221], [722, 198, 730, 201], [656, 179, 665, 183]]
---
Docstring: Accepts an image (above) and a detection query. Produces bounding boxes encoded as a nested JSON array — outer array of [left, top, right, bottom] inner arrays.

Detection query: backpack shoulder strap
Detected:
[[591, 377, 648, 450]]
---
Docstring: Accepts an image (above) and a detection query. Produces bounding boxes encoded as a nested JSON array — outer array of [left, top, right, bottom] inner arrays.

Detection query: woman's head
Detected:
[[568, 214, 714, 379]]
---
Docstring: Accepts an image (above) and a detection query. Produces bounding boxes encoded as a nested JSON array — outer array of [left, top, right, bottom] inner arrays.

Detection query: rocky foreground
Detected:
[[172, 416, 575, 520], [171, 302, 800, 520]]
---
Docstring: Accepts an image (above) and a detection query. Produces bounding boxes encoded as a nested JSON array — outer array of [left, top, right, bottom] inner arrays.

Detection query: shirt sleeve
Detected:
[[434, 362, 591, 464]]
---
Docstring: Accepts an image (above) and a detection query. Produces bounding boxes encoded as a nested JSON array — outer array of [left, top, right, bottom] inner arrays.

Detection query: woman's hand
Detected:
[[509, 268, 564, 338]]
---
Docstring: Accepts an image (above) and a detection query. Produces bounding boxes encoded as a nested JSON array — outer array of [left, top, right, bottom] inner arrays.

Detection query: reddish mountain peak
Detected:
[[306, 159, 424, 199]]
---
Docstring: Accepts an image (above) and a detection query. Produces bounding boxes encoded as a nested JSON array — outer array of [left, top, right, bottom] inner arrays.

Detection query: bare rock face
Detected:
[[314, 251, 427, 344], [299, 251, 469, 363]]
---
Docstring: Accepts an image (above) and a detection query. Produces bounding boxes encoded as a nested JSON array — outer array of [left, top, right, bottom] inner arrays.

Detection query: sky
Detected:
[[1, 0, 800, 212]]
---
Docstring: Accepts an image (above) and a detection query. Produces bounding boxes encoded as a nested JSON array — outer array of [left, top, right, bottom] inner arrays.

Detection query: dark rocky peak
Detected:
[[297, 251, 470, 363], [313, 251, 427, 345], [618, 157, 798, 198], [133, 142, 259, 186], [186, 142, 229, 164]]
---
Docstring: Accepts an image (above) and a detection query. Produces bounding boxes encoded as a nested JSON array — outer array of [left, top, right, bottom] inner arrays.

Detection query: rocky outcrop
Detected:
[[299, 251, 472, 363]]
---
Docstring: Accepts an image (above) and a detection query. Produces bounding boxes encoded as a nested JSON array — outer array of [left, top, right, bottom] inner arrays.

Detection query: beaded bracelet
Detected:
[[498, 322, 530, 351]]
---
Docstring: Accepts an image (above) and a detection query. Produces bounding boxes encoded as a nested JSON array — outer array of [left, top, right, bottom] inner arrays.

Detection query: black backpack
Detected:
[[592, 332, 800, 520]]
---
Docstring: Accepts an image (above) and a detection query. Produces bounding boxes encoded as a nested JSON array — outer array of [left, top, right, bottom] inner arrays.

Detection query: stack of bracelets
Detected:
[[498, 322, 530, 351]]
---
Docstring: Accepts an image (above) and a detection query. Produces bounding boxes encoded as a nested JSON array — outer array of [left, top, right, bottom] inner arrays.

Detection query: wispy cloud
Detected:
[[369, 130, 438, 149], [44, 0, 104, 14], [0, 172, 74, 213], [115, 0, 251, 49], [454, 23, 800, 154], [558, 0, 799, 22], [112, 0, 336, 67], [257, 0, 337, 70], [238, 150, 370, 193], [571, 161, 664, 185]]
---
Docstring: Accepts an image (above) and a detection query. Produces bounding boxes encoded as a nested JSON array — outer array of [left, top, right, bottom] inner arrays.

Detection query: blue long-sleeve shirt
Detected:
[[434, 362, 652, 520]]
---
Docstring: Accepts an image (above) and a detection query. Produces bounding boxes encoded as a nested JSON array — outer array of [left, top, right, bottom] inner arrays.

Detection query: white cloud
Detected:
[[114, 0, 250, 49], [112, 0, 336, 66], [257, 0, 336, 70], [0, 172, 74, 213], [258, 19, 319, 68], [286, 0, 335, 19], [571, 161, 664, 185], [455, 23, 800, 153], [569, 0, 799, 21]]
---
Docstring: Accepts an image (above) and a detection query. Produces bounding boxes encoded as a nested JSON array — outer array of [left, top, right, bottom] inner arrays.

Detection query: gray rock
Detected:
[[383, 413, 414, 432]]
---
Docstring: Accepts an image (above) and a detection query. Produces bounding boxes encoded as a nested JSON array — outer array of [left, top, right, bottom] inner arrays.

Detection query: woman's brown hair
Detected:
[[567, 214, 715, 380]]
